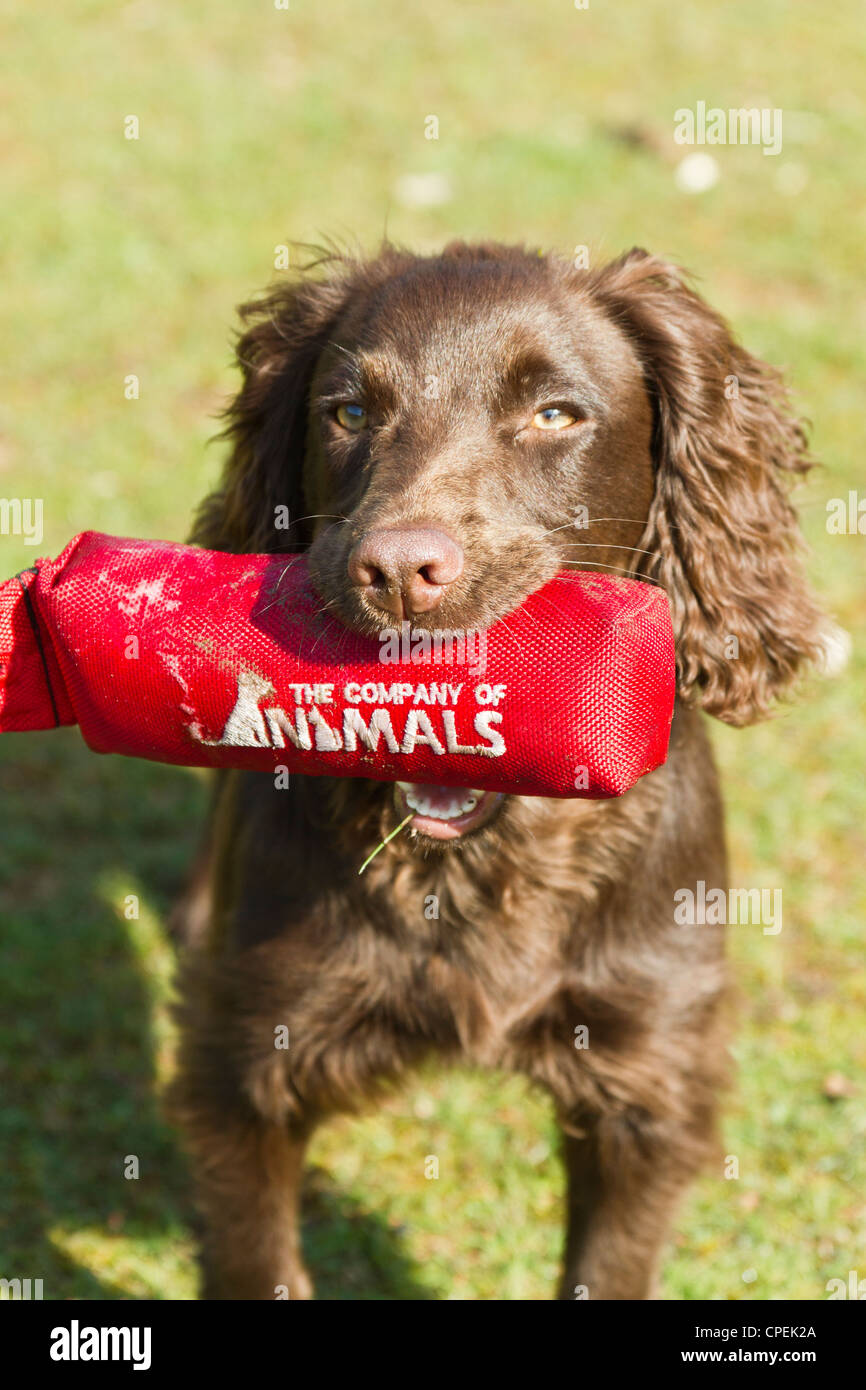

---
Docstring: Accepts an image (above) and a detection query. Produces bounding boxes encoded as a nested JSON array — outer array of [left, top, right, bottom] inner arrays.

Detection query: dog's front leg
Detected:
[[556, 1110, 710, 1301], [201, 1117, 312, 1301], [169, 1073, 314, 1301], [195, 1114, 312, 1301]]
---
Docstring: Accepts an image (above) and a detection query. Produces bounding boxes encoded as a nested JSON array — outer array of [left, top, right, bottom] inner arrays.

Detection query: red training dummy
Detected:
[[0, 531, 675, 798]]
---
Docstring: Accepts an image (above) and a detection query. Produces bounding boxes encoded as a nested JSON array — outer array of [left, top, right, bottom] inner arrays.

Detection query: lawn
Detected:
[[0, 0, 863, 1299]]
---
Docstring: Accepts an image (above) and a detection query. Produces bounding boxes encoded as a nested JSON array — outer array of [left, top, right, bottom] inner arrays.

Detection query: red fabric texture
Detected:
[[0, 532, 675, 798]]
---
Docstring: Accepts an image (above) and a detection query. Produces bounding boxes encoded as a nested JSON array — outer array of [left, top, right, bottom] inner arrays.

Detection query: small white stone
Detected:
[[393, 172, 453, 208], [675, 152, 720, 194]]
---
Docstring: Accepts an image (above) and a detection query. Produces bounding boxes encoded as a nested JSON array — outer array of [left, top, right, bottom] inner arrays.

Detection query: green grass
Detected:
[[0, 0, 863, 1299]]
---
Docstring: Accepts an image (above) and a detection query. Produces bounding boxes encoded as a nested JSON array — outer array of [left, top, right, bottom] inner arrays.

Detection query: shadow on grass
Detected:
[[0, 729, 430, 1301], [303, 1169, 435, 1300]]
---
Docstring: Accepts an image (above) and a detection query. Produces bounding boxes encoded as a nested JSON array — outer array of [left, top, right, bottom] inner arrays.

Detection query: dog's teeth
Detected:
[[401, 783, 484, 822]]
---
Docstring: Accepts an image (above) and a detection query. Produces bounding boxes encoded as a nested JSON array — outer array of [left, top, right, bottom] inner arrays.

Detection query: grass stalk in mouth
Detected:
[[358, 810, 414, 875]]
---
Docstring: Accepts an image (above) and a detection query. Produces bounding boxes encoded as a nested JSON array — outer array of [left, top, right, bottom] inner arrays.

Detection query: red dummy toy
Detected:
[[0, 531, 675, 799]]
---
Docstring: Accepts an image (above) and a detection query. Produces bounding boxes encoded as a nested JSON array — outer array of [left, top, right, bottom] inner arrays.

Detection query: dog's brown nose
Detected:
[[348, 526, 464, 617]]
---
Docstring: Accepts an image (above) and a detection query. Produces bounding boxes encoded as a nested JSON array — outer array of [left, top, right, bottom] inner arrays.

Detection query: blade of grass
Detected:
[[358, 811, 414, 875]]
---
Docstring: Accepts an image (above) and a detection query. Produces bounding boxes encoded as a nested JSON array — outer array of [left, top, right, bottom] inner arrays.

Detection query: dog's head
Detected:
[[194, 242, 826, 846]]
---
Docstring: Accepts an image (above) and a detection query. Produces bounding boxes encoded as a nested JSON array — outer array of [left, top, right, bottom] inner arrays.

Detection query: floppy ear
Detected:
[[191, 264, 360, 555], [588, 248, 827, 726]]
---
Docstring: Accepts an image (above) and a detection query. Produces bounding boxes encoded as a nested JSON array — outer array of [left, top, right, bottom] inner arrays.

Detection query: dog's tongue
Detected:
[[395, 781, 501, 840]]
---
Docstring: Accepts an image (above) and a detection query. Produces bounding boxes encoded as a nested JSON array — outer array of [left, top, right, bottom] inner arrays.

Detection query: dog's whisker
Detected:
[[310, 596, 341, 620], [306, 596, 348, 658], [255, 558, 305, 615], [541, 518, 683, 534], [559, 559, 668, 589], [486, 610, 535, 652], [561, 542, 662, 560], [531, 591, 585, 627]]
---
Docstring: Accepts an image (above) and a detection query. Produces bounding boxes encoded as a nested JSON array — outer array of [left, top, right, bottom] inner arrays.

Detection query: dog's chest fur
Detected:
[[219, 763, 716, 1128]]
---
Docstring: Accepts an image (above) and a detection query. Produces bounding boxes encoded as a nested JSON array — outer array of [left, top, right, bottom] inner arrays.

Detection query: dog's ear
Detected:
[[588, 248, 827, 726], [191, 267, 360, 555]]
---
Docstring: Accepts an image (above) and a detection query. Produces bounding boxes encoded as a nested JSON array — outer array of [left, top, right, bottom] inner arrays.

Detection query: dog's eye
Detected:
[[335, 403, 368, 432], [532, 406, 577, 430]]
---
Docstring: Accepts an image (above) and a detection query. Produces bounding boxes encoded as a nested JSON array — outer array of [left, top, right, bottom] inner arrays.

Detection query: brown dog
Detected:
[[168, 242, 825, 1299]]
